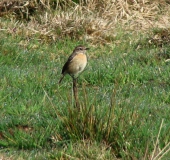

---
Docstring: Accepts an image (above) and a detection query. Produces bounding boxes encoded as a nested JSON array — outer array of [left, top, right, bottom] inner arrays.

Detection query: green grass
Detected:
[[0, 29, 170, 159]]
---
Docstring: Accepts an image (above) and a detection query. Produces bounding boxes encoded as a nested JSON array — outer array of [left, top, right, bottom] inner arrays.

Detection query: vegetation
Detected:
[[0, 0, 170, 159]]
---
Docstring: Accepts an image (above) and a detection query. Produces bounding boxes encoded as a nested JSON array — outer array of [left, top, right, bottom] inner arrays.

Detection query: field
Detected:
[[0, 0, 170, 159]]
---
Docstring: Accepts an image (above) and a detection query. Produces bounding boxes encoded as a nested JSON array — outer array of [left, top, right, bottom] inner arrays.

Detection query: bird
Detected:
[[59, 45, 89, 83]]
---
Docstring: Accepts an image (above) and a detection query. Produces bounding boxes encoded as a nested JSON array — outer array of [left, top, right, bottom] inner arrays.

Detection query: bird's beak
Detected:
[[86, 47, 90, 50]]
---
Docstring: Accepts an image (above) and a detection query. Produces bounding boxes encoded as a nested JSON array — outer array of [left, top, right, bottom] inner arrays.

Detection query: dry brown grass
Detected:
[[0, 0, 170, 44]]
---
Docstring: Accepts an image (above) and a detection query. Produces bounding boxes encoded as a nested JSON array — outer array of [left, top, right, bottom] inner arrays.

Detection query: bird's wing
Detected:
[[61, 52, 77, 74], [61, 61, 69, 74], [67, 52, 78, 62]]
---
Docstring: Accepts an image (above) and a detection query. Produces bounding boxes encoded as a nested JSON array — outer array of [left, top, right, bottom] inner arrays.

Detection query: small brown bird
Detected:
[[59, 45, 89, 83]]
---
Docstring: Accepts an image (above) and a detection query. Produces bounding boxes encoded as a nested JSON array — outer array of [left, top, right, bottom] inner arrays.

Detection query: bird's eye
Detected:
[[79, 48, 83, 50]]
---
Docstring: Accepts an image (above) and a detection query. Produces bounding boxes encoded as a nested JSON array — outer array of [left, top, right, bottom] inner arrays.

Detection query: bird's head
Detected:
[[74, 45, 89, 54]]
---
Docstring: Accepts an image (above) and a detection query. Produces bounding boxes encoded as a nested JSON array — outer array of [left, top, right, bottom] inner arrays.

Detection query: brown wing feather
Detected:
[[61, 52, 78, 74], [61, 61, 69, 74], [67, 52, 78, 62]]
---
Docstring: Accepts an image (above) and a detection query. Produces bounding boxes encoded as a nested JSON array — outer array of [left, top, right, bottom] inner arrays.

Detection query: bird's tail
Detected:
[[58, 74, 64, 83]]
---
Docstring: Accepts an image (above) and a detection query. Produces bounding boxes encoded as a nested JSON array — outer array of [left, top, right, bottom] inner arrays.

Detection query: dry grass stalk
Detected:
[[0, 0, 170, 44], [150, 119, 170, 160]]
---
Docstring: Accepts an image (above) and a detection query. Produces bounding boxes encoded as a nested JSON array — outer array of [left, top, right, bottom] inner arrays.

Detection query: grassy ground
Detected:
[[0, 0, 170, 159], [0, 26, 170, 159]]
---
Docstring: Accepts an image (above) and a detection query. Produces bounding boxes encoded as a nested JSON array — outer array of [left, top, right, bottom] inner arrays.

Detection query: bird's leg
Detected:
[[73, 77, 79, 108]]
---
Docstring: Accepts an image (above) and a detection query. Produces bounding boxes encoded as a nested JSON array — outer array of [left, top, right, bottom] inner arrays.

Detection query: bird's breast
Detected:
[[68, 53, 87, 74]]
